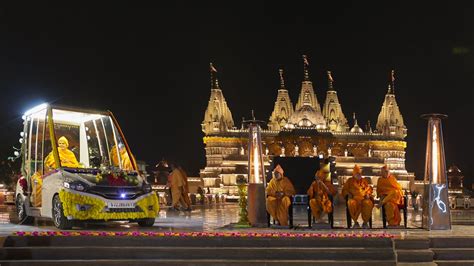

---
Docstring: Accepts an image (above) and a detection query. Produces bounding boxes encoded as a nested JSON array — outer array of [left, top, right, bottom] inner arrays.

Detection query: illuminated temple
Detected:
[[200, 58, 415, 196]]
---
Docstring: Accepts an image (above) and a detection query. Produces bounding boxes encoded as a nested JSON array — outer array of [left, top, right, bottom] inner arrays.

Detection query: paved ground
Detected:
[[1, 202, 473, 237]]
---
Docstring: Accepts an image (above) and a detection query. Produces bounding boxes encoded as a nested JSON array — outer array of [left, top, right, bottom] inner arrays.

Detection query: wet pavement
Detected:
[[1, 202, 473, 237]]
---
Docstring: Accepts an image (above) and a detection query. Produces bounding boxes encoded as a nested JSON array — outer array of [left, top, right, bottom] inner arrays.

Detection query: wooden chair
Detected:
[[381, 192, 408, 228], [345, 194, 373, 228]]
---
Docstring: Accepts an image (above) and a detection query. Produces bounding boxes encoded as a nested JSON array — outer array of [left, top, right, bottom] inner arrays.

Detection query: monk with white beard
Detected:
[[266, 164, 295, 226]]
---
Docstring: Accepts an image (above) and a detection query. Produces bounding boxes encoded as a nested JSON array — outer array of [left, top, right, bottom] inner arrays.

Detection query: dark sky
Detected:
[[0, 3, 472, 186]]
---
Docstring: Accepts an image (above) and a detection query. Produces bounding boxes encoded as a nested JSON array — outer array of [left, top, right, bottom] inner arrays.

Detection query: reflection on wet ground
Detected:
[[1, 202, 473, 236]]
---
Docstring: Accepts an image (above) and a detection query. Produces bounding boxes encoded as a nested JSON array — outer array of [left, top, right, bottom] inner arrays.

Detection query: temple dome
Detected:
[[350, 124, 364, 133], [287, 104, 326, 128]]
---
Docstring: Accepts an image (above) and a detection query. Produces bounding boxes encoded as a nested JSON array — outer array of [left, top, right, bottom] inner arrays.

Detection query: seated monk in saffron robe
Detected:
[[376, 165, 404, 227], [266, 164, 296, 226], [110, 144, 136, 170], [44, 136, 81, 169], [307, 163, 336, 223], [342, 164, 374, 229]]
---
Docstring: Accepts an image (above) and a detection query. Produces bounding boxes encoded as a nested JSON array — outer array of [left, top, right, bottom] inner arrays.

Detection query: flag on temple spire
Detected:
[[210, 63, 217, 73], [388, 69, 395, 94], [210, 62, 219, 89], [302, 55, 310, 81], [279, 68, 285, 89], [303, 54, 309, 66], [328, 71, 334, 82], [327, 70, 334, 90]]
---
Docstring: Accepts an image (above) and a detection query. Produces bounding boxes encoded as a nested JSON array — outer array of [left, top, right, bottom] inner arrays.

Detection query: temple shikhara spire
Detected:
[[289, 54, 325, 128], [268, 69, 294, 131], [322, 70, 349, 132], [201, 62, 235, 134], [295, 55, 320, 110], [201, 60, 413, 197], [376, 69, 407, 138]]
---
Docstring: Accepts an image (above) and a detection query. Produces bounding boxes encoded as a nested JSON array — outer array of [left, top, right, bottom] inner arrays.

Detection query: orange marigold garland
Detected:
[[13, 231, 395, 238]]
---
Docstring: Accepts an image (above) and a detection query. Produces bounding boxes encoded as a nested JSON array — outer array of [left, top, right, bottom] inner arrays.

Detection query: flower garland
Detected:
[[95, 169, 139, 186], [18, 177, 28, 193], [58, 189, 159, 220], [13, 231, 395, 238]]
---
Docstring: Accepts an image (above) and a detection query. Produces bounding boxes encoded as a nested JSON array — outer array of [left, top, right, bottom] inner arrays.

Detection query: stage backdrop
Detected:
[[268, 157, 321, 195]]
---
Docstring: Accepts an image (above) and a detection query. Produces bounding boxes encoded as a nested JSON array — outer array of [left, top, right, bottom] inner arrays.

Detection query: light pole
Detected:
[[421, 114, 451, 230]]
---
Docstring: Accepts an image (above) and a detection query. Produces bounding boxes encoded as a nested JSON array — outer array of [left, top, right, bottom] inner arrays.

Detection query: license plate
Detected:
[[107, 202, 135, 209]]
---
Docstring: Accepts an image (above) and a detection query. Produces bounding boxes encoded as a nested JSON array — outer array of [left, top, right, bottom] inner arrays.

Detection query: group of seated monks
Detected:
[[265, 162, 404, 228]]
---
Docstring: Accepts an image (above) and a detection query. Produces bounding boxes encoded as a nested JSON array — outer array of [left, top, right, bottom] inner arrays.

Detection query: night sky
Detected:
[[0, 3, 472, 186]]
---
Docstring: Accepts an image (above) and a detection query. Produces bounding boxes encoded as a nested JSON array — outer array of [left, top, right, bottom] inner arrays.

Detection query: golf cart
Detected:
[[15, 103, 159, 229]]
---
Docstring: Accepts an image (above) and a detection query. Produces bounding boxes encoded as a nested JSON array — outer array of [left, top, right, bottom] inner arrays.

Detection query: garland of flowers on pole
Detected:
[[236, 175, 250, 226], [13, 231, 395, 238]]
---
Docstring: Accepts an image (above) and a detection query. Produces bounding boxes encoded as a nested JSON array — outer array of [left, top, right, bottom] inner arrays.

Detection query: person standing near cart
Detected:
[[168, 163, 190, 211]]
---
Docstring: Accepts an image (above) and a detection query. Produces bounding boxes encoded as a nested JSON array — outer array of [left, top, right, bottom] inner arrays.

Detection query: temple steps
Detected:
[[2, 235, 473, 265], [395, 237, 474, 264], [0, 246, 395, 261], [0, 259, 397, 266], [0, 236, 396, 265], [3, 235, 393, 247], [432, 237, 474, 264], [395, 239, 434, 263]]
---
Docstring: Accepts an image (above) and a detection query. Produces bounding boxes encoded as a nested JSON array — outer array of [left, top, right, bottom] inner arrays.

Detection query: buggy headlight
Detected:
[[64, 181, 88, 192]]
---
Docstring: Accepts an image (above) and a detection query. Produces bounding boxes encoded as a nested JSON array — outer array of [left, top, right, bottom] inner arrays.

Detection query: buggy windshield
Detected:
[[47, 108, 135, 171], [21, 107, 136, 172]]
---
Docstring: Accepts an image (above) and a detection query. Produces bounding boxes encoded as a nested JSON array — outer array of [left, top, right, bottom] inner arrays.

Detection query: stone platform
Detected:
[[1, 203, 473, 265]]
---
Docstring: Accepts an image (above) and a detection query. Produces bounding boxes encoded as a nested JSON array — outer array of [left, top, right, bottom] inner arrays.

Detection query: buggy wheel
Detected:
[[52, 194, 73, 229], [16, 195, 33, 224], [137, 218, 155, 227]]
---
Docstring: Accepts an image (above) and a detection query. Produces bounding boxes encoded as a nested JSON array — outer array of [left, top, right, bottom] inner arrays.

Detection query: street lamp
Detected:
[[421, 114, 451, 230]]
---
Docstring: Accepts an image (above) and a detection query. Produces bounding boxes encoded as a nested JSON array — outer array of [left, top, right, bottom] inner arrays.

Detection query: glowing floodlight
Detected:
[[24, 103, 48, 116], [421, 114, 451, 230]]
